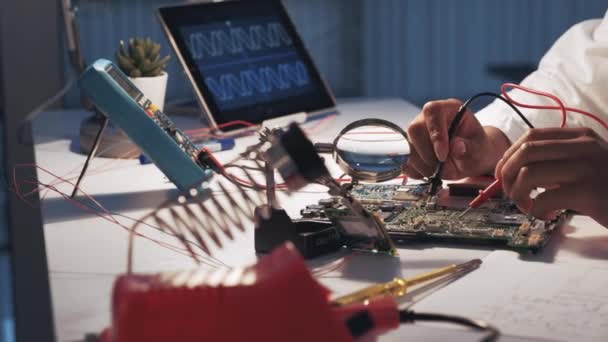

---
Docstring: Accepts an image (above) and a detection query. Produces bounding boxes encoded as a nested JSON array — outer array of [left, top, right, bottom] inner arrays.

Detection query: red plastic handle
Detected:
[[469, 179, 503, 208]]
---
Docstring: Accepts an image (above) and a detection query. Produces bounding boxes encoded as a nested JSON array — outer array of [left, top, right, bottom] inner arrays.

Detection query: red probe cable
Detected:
[[468, 179, 503, 209], [502, 83, 608, 131], [465, 83, 608, 212]]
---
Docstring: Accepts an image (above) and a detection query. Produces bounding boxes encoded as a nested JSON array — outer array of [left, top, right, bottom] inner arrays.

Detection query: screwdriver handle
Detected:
[[469, 179, 503, 208]]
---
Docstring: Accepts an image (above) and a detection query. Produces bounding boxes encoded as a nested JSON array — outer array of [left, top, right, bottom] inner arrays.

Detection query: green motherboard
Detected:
[[301, 183, 568, 252]]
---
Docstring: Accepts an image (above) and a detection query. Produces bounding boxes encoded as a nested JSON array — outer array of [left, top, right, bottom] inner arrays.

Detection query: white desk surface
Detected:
[[33, 98, 608, 342]]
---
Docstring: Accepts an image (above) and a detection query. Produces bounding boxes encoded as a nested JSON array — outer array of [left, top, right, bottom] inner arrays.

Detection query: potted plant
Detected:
[[116, 37, 171, 110]]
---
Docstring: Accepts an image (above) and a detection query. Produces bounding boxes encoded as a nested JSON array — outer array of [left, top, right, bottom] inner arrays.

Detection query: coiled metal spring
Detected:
[[127, 169, 265, 273]]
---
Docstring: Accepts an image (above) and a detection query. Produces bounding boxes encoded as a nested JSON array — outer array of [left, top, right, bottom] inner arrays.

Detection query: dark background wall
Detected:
[[52, 0, 608, 107], [361, 0, 608, 105]]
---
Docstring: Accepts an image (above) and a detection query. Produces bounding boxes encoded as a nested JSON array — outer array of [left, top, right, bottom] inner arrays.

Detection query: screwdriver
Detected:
[[332, 259, 482, 306], [458, 179, 503, 219]]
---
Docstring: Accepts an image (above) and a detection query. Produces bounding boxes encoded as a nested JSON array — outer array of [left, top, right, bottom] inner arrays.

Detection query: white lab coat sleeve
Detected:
[[476, 12, 608, 144]]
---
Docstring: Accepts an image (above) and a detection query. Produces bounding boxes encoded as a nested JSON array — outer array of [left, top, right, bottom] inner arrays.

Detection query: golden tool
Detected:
[[332, 259, 482, 306]]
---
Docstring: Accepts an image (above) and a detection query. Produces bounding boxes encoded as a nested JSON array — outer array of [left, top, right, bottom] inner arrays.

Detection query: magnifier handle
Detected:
[[314, 142, 334, 153]]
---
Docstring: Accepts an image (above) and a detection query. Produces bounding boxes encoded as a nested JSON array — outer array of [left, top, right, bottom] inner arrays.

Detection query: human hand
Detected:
[[495, 127, 608, 227], [404, 99, 510, 180]]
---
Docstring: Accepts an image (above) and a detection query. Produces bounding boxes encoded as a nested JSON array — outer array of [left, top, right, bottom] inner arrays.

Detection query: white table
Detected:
[[33, 98, 607, 342]]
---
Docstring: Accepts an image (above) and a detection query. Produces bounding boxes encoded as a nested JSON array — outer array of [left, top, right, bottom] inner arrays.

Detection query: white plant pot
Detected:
[[129, 72, 168, 111]]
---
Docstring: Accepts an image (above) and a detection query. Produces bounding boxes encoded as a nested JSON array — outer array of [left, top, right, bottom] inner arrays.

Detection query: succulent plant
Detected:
[[116, 37, 171, 78]]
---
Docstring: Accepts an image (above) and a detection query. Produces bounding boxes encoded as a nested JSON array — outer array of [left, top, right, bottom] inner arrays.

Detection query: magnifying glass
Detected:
[[319, 118, 410, 183]]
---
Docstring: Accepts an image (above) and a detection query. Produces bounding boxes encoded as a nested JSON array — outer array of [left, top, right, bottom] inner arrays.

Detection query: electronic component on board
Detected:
[[79, 59, 213, 191], [302, 183, 569, 252]]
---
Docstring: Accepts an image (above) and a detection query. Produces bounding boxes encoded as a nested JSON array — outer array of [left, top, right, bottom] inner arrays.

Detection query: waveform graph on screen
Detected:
[[205, 61, 310, 102], [186, 21, 293, 59], [181, 18, 314, 110]]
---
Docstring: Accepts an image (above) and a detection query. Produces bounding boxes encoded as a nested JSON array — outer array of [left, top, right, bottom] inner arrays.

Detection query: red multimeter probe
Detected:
[[459, 179, 503, 218]]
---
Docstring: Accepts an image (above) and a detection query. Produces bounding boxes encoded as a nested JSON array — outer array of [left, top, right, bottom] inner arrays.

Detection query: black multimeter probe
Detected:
[[426, 93, 533, 197]]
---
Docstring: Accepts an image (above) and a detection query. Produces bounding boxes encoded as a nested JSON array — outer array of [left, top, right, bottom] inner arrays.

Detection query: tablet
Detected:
[[158, 0, 336, 131]]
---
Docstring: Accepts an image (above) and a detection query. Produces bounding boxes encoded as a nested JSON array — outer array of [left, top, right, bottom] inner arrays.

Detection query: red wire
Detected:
[[303, 114, 337, 135], [343, 131, 401, 135], [184, 119, 256, 135], [12, 164, 213, 263], [335, 176, 407, 183], [313, 250, 359, 277], [312, 242, 378, 278], [501, 83, 608, 131], [38, 146, 140, 201], [188, 115, 339, 140], [25, 181, 199, 259]]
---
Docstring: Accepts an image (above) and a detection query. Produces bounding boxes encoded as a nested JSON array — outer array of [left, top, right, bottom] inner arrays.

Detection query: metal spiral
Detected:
[[127, 168, 264, 273], [125, 127, 289, 273], [152, 262, 258, 288]]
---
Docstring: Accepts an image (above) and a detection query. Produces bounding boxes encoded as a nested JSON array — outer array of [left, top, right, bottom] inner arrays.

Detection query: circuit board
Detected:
[[301, 183, 569, 252]]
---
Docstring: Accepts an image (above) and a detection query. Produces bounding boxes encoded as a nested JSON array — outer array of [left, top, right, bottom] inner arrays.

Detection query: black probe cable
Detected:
[[427, 92, 535, 196], [346, 307, 500, 342], [400, 309, 500, 342]]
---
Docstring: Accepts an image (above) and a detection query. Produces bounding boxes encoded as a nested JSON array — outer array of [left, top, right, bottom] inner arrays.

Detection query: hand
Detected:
[[404, 99, 510, 180], [495, 127, 608, 227]]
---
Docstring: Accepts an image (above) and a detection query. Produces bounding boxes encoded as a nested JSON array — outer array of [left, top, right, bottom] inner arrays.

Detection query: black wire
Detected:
[[464, 92, 534, 130], [400, 310, 500, 342], [428, 92, 535, 195]]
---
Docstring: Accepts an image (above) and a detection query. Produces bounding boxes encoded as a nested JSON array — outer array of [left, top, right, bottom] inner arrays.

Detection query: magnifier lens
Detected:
[[335, 124, 410, 182]]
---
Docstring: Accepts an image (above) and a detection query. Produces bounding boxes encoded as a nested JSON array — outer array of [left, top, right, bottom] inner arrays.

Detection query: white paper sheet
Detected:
[[415, 218, 608, 342]]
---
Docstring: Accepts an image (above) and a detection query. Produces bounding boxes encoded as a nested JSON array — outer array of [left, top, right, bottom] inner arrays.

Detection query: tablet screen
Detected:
[[159, 0, 335, 129]]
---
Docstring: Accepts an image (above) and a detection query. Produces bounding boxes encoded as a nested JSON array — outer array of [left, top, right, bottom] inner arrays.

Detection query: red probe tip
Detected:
[[469, 179, 503, 209]]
